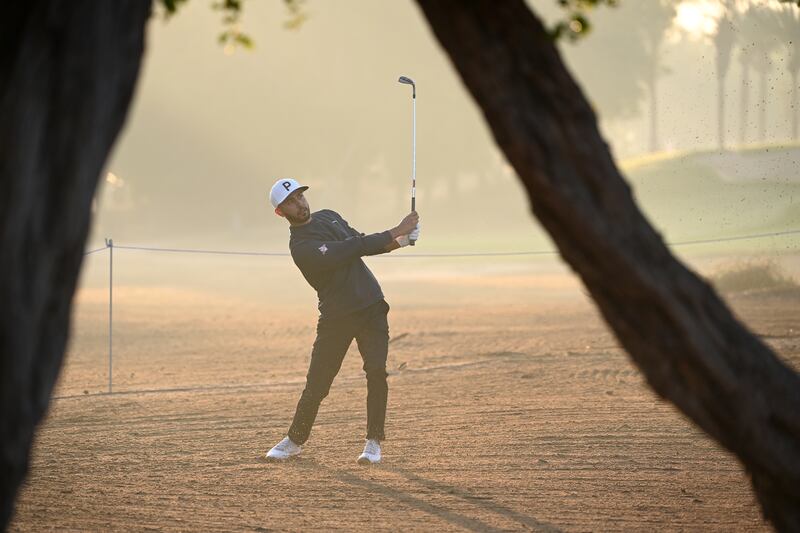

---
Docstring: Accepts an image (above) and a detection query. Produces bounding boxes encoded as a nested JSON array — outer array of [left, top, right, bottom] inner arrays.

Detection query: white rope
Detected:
[[114, 244, 287, 256], [82, 228, 800, 258], [83, 245, 109, 256], [74, 226, 799, 397], [669, 228, 800, 246]]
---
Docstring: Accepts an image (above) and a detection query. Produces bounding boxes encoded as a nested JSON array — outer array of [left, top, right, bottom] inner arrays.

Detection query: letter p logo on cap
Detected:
[[270, 178, 309, 209]]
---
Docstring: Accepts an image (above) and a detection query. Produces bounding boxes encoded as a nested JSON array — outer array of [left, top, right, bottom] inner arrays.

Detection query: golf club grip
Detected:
[[410, 196, 416, 246]]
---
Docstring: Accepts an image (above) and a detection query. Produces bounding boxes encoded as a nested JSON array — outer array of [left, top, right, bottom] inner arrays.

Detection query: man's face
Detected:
[[276, 189, 310, 224]]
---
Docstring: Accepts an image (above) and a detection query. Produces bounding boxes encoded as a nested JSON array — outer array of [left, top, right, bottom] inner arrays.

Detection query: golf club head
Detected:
[[398, 75, 416, 98]]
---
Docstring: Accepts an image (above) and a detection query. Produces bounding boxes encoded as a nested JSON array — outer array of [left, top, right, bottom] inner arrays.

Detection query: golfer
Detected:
[[265, 178, 420, 464]]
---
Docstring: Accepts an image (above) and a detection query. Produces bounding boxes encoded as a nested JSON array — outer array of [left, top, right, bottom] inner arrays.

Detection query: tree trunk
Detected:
[[718, 74, 726, 150], [740, 62, 751, 146], [415, 1, 800, 530], [759, 70, 768, 142], [0, 1, 151, 528], [791, 70, 798, 141]]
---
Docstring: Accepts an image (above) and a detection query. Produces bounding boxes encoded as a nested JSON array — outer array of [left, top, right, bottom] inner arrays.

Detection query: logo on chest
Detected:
[[318, 244, 328, 255]]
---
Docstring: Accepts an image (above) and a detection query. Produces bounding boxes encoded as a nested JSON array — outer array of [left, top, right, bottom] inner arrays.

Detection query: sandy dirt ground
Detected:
[[9, 263, 800, 532]]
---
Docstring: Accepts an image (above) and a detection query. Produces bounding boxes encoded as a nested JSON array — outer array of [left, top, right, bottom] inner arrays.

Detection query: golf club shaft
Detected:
[[410, 88, 416, 245]]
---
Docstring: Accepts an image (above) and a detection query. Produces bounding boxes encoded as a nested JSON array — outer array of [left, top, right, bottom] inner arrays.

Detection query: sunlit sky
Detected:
[[674, 0, 724, 38]]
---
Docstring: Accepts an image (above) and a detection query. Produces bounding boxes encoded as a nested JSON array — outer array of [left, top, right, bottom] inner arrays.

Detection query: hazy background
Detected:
[[78, 0, 799, 310], [87, 0, 799, 251]]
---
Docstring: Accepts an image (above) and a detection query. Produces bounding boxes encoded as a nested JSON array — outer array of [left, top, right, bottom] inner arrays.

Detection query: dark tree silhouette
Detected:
[[0, 1, 151, 528], [2, 1, 800, 531], [414, 1, 800, 530]]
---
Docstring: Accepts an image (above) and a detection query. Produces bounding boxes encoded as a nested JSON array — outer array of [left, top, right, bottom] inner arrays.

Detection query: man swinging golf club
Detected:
[[265, 178, 420, 464]]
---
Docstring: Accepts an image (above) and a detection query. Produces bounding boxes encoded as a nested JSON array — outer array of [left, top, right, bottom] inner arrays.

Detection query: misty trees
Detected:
[[558, 0, 674, 153], [739, 6, 783, 143], [2, 0, 800, 531], [714, 14, 736, 149], [737, 11, 755, 146], [636, 0, 676, 153], [415, 0, 800, 529], [775, 4, 800, 139], [559, 10, 649, 124], [716, 2, 799, 147]]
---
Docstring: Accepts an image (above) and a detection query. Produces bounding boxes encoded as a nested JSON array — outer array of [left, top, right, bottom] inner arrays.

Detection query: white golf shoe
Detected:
[[357, 439, 382, 465], [266, 436, 302, 461]]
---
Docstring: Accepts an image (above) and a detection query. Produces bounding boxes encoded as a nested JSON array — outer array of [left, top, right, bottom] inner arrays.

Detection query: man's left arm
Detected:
[[338, 212, 418, 254], [379, 225, 420, 252], [383, 240, 402, 252], [340, 215, 397, 254]]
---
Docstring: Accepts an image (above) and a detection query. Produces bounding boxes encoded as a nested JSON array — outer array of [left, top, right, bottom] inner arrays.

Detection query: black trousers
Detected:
[[287, 299, 390, 445]]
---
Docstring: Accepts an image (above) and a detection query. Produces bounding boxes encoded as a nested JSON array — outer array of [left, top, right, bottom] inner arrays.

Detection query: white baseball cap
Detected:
[[269, 178, 309, 209]]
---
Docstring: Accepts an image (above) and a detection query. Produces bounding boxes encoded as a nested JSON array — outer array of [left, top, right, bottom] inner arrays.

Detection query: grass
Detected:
[[612, 144, 800, 260], [424, 144, 800, 258], [618, 141, 800, 173]]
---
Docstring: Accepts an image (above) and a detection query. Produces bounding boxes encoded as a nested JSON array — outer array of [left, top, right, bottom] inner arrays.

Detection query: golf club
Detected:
[[398, 75, 416, 245]]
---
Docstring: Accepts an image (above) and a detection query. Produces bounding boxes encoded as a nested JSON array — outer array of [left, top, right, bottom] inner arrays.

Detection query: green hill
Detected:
[[622, 144, 800, 255], [624, 145, 799, 237]]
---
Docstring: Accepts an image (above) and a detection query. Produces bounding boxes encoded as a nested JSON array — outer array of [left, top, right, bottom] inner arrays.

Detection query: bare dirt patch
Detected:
[[11, 277, 798, 531]]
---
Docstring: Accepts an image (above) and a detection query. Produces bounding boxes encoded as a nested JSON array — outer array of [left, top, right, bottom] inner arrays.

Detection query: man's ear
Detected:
[[274, 207, 284, 218]]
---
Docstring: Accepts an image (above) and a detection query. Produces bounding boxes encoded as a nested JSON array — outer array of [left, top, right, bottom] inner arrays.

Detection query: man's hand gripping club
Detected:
[[386, 211, 420, 250]]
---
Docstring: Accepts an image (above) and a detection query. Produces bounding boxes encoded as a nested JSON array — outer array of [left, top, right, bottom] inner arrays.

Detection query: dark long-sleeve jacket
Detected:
[[289, 209, 393, 318]]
